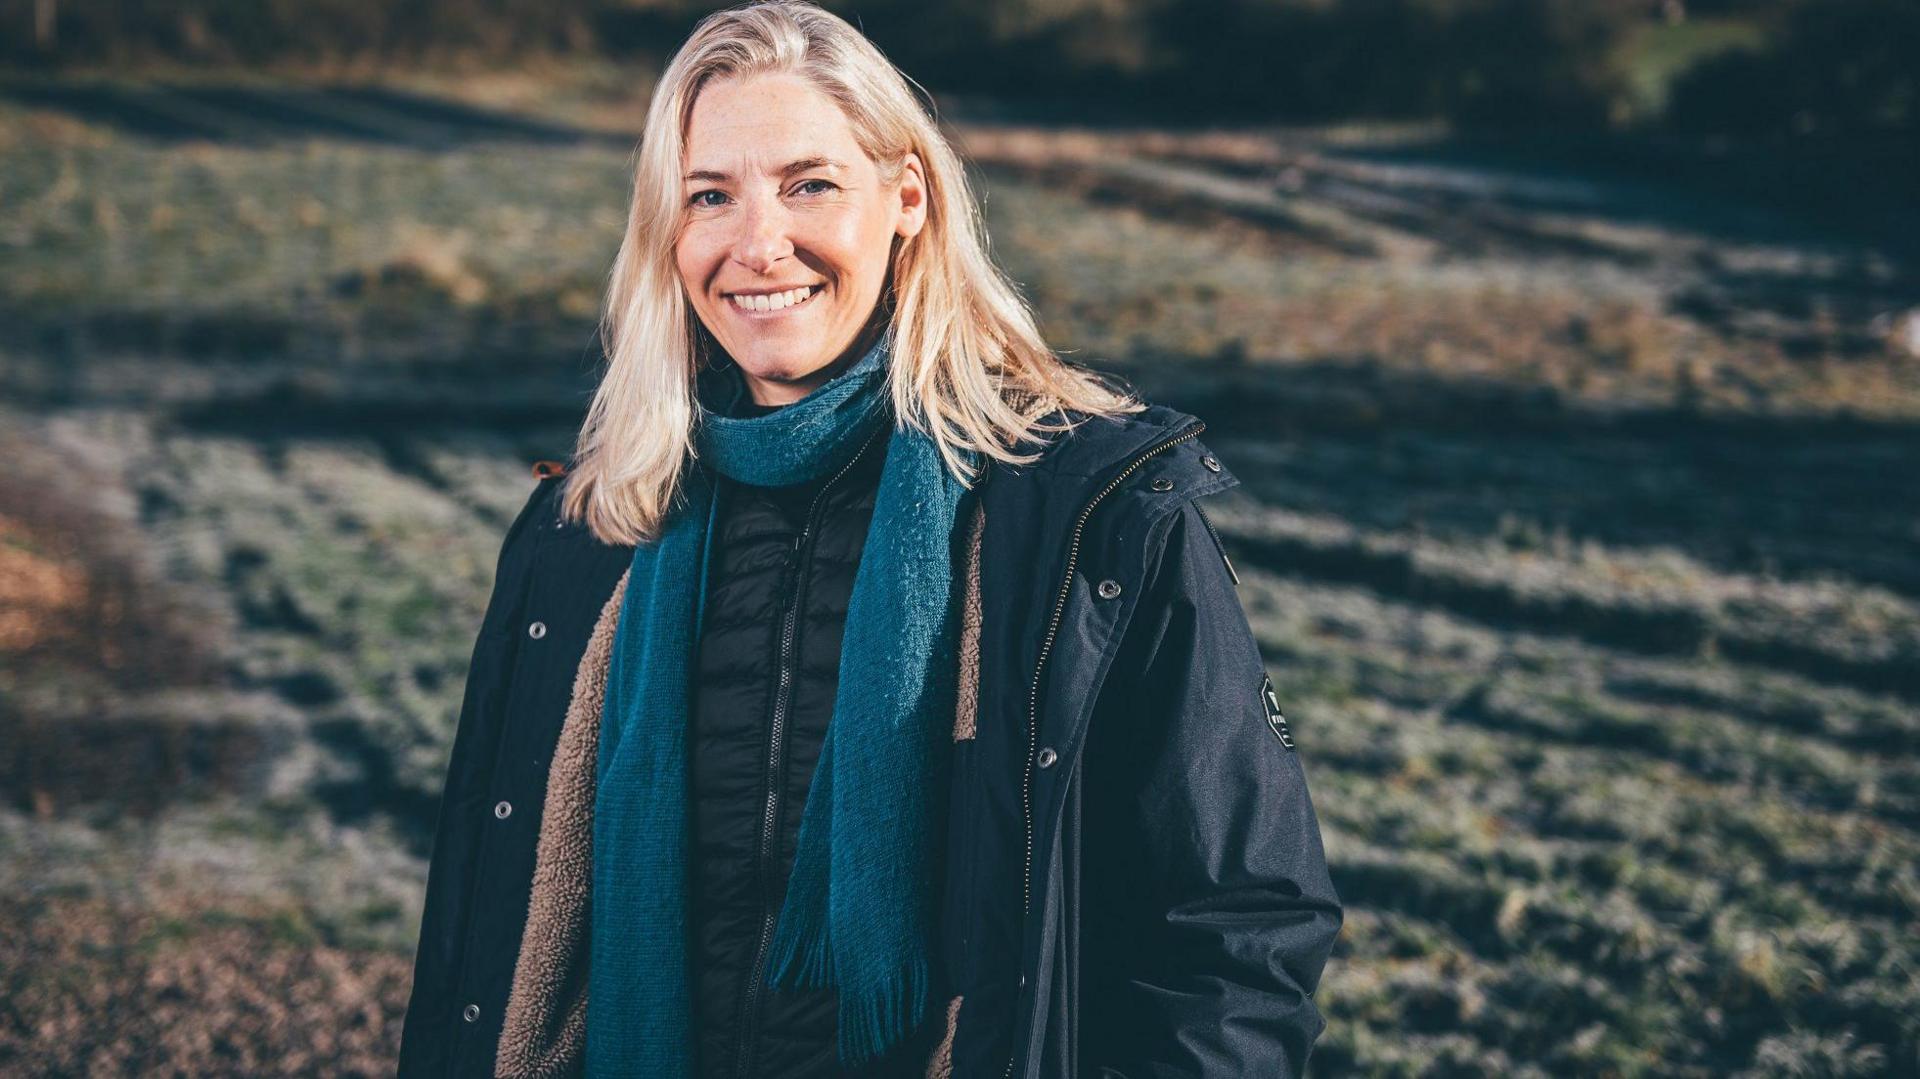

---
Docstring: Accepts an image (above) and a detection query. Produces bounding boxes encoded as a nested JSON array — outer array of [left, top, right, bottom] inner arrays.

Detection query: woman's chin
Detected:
[[721, 320, 826, 361], [732, 349, 836, 388]]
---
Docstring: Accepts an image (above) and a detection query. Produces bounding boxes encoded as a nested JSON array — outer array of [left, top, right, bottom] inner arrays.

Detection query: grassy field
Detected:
[[2, 63, 1917, 1076]]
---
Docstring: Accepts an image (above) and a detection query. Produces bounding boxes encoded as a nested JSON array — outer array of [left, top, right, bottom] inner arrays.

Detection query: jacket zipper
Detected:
[[1006, 420, 1205, 1079], [734, 426, 885, 1079]]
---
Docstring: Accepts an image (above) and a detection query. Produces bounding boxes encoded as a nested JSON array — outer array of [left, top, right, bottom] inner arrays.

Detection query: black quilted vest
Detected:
[[687, 411, 947, 1079]]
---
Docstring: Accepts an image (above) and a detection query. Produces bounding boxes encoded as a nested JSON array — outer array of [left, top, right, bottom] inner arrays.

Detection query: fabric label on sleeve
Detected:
[[1261, 673, 1294, 751]]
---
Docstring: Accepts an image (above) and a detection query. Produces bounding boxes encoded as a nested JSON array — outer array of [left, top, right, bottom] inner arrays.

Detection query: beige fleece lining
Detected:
[[953, 496, 985, 743], [924, 994, 964, 1078], [495, 568, 627, 1079]]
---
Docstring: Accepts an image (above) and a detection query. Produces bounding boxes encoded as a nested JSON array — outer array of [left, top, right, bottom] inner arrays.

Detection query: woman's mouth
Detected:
[[725, 284, 823, 317]]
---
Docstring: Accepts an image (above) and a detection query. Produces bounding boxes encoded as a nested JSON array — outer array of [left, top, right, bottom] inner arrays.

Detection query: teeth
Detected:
[[729, 285, 815, 312]]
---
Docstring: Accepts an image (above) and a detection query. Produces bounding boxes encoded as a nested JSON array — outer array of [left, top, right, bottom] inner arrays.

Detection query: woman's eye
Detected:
[[689, 190, 727, 208], [793, 179, 836, 196]]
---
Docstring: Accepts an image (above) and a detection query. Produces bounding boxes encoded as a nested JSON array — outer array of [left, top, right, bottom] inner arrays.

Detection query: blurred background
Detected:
[[2, 0, 1917, 1074]]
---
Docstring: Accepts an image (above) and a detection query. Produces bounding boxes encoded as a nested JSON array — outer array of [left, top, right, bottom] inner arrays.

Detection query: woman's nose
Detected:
[[730, 197, 793, 275]]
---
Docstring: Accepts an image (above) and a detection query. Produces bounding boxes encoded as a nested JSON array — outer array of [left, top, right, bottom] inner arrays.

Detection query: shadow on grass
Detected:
[[1326, 128, 1920, 267]]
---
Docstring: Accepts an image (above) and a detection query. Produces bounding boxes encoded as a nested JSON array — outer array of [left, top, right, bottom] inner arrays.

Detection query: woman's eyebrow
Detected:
[[684, 157, 849, 183]]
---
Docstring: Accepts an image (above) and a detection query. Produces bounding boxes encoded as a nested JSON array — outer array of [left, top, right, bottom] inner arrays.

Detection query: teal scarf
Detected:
[[589, 327, 973, 1074]]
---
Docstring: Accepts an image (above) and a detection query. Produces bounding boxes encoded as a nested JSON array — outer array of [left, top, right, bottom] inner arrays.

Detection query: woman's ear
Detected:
[[895, 152, 928, 241]]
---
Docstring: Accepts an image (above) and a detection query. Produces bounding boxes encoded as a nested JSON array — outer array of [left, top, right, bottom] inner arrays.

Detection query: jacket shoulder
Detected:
[[1014, 400, 1207, 477], [504, 459, 639, 561], [1008, 399, 1237, 502], [497, 465, 569, 560], [981, 400, 1240, 594]]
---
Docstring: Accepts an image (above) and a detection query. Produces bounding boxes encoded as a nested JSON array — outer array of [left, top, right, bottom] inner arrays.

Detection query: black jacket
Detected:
[[398, 401, 1343, 1078]]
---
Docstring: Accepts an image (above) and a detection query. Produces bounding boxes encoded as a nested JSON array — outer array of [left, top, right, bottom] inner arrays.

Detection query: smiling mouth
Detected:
[[725, 284, 822, 315]]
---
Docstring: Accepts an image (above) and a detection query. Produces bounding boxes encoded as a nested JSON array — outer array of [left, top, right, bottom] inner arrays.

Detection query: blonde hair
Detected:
[[559, 0, 1143, 546]]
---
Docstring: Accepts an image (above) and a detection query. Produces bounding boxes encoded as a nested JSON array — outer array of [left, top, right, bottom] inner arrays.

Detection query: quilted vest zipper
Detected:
[[1006, 420, 1205, 1078], [734, 425, 885, 1079]]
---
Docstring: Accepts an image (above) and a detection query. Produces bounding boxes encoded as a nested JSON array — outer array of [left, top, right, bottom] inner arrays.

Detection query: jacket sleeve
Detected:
[[1080, 496, 1343, 1078]]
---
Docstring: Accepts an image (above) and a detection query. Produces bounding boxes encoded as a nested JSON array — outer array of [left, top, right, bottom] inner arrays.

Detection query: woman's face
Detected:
[[676, 73, 927, 407]]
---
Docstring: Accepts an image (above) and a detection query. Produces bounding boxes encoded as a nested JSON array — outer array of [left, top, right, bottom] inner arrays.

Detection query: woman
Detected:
[[398, 3, 1342, 1077]]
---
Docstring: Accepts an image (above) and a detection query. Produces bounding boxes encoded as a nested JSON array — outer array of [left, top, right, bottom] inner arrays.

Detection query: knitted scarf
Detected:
[[589, 326, 974, 1074]]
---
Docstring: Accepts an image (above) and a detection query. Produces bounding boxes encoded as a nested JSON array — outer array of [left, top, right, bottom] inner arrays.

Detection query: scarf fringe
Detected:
[[762, 868, 934, 1069], [838, 950, 931, 1068], [762, 900, 835, 990]]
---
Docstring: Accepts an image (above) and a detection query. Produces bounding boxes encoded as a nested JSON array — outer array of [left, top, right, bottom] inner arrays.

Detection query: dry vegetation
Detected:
[[1, 63, 1916, 1075], [1, 891, 411, 1076]]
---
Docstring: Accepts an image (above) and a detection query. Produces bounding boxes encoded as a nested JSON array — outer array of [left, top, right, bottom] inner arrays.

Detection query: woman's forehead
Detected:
[[683, 74, 865, 176]]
